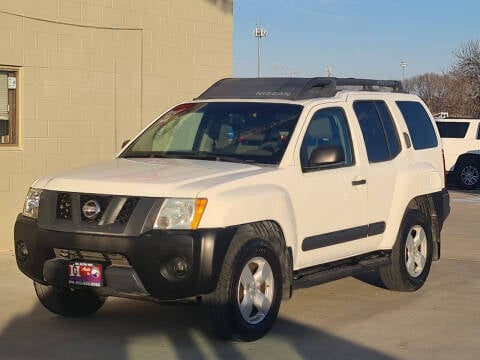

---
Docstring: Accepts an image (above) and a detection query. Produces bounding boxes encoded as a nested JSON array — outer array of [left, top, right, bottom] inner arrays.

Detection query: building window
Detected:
[[0, 70, 18, 145]]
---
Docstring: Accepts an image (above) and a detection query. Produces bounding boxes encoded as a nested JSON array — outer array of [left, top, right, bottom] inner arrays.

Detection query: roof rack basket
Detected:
[[196, 77, 405, 101]]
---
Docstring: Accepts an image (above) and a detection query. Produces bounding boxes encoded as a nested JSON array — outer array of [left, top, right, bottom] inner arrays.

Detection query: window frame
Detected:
[[0, 68, 18, 147], [300, 106, 355, 172]]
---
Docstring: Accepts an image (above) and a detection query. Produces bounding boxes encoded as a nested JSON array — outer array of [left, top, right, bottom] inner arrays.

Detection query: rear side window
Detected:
[[396, 101, 438, 149], [353, 101, 401, 163], [435, 122, 469, 138]]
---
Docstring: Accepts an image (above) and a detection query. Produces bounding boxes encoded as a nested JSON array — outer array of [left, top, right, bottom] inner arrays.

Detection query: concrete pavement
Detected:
[[0, 189, 479, 359]]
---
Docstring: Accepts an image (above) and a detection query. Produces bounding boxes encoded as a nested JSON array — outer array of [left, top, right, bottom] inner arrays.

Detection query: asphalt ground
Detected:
[[0, 189, 479, 360]]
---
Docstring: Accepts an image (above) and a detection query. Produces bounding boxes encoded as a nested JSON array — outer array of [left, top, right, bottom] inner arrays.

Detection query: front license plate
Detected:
[[68, 262, 103, 287]]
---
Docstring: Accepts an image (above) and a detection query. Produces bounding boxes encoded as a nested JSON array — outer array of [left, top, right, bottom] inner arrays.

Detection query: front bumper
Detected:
[[14, 215, 235, 300]]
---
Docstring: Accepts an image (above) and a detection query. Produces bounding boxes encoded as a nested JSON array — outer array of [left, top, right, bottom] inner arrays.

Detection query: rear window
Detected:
[[435, 121, 469, 138], [396, 101, 438, 150]]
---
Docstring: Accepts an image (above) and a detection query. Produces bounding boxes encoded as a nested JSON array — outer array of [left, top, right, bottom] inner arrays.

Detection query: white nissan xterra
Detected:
[[15, 77, 449, 341]]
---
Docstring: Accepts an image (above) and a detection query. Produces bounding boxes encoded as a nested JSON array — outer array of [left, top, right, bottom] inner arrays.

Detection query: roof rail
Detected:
[[196, 77, 405, 101]]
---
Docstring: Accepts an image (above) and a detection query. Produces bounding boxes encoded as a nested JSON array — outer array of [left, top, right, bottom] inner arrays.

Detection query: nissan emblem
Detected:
[[82, 199, 101, 219]]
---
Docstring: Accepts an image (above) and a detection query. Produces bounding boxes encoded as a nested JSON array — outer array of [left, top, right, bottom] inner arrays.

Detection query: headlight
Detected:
[[154, 198, 207, 230], [23, 188, 43, 219]]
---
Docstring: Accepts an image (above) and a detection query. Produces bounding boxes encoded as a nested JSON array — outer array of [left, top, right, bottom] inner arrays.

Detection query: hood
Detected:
[[33, 158, 267, 197]]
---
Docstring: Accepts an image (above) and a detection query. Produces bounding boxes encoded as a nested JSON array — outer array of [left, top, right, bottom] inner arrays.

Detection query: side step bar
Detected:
[[293, 252, 391, 290]]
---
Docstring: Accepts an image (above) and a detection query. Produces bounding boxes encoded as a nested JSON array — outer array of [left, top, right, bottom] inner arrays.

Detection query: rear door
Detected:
[[350, 99, 404, 250]]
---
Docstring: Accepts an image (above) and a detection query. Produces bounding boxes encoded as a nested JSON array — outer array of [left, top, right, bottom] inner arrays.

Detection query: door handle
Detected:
[[352, 179, 367, 186]]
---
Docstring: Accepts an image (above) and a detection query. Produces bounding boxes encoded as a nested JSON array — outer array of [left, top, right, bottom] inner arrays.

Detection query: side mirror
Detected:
[[121, 139, 130, 149], [308, 145, 345, 168]]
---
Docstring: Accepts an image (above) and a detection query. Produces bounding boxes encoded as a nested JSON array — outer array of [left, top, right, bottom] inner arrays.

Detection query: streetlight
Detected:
[[400, 61, 407, 83], [253, 21, 267, 77]]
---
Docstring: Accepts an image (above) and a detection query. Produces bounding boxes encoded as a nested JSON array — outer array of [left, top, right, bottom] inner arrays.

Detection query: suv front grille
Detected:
[[56, 193, 72, 220], [116, 197, 139, 224], [55, 193, 140, 226]]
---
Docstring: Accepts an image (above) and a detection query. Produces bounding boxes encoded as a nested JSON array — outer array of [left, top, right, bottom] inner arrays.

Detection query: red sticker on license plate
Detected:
[[68, 262, 102, 287]]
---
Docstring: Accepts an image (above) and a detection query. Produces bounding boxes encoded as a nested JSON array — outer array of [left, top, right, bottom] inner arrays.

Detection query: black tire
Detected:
[[34, 281, 106, 317], [379, 210, 433, 292], [455, 160, 480, 189], [204, 237, 283, 341]]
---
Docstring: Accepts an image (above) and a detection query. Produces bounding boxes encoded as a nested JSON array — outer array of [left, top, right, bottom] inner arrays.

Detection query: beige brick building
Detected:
[[0, 0, 233, 250]]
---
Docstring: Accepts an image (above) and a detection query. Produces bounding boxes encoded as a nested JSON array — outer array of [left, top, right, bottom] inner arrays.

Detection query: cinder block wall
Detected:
[[0, 0, 233, 250]]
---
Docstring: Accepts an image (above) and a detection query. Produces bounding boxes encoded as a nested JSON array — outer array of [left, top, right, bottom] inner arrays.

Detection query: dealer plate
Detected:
[[68, 262, 102, 287]]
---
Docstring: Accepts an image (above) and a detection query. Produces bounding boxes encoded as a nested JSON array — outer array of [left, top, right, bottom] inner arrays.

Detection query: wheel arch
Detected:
[[404, 194, 441, 260], [226, 220, 293, 300], [454, 153, 480, 170]]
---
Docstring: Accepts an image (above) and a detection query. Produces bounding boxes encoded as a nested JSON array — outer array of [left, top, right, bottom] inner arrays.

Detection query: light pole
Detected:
[[253, 22, 267, 77], [400, 61, 407, 83]]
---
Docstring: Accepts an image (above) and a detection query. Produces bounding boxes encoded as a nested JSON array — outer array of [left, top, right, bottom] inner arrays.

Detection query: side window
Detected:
[[396, 101, 438, 149], [353, 101, 401, 163], [0, 70, 18, 145], [375, 101, 401, 157], [477, 123, 480, 140], [300, 107, 354, 169], [435, 121, 469, 138]]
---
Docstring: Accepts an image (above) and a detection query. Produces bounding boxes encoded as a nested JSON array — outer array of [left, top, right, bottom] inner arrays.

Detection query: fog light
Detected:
[[172, 257, 188, 275], [16, 241, 29, 262], [160, 257, 190, 281]]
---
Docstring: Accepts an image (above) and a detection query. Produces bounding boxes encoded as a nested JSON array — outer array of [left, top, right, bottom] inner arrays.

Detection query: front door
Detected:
[[291, 105, 370, 269]]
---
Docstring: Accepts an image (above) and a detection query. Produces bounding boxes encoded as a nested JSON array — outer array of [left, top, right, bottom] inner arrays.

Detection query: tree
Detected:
[[404, 73, 472, 116], [404, 39, 480, 118], [451, 39, 480, 117]]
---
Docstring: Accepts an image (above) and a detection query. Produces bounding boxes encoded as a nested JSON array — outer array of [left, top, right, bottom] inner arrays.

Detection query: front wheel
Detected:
[[204, 237, 283, 341], [379, 210, 433, 291], [34, 281, 106, 317], [455, 161, 480, 189]]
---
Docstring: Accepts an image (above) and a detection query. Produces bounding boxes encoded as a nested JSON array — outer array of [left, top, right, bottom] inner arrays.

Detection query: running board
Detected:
[[293, 252, 391, 289]]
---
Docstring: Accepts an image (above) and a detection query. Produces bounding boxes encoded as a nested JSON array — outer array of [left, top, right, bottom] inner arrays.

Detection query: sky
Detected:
[[233, 0, 480, 80]]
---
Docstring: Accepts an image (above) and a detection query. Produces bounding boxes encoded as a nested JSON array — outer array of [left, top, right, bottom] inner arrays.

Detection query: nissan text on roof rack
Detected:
[[434, 112, 480, 189], [15, 77, 450, 341]]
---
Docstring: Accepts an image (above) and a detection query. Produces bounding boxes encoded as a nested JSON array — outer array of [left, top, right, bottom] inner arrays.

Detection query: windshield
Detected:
[[120, 102, 303, 165]]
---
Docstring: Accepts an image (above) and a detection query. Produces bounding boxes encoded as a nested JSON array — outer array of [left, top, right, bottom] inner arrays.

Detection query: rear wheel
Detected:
[[34, 281, 106, 317], [380, 210, 433, 291], [205, 237, 282, 341], [455, 160, 480, 189]]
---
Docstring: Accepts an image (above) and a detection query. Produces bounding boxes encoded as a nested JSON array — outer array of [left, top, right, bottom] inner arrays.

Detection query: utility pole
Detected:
[[400, 61, 407, 83], [253, 21, 267, 77]]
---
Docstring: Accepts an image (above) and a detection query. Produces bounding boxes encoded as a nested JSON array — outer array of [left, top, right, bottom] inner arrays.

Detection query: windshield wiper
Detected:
[[122, 152, 168, 158], [123, 151, 256, 164]]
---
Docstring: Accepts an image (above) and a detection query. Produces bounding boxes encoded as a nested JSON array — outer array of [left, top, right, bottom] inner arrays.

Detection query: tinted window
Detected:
[[435, 122, 469, 138], [300, 108, 353, 169], [396, 101, 438, 149], [354, 101, 401, 163], [477, 124, 480, 140], [374, 101, 401, 157]]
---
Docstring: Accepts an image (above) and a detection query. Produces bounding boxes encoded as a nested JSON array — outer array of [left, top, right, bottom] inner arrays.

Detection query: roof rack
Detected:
[[196, 77, 405, 101]]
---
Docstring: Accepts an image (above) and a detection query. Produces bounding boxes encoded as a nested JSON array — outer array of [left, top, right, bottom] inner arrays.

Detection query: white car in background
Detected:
[[435, 112, 480, 189]]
